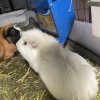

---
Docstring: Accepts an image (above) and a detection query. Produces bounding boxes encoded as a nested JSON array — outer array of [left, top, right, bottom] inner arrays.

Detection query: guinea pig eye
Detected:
[[23, 41, 27, 45]]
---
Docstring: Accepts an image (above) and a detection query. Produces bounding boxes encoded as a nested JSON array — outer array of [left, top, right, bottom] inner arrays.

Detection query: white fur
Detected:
[[16, 28, 98, 100]]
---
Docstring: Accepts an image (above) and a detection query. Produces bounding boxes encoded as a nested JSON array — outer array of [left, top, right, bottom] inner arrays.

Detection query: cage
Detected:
[[68, 0, 100, 57], [9, 0, 28, 11], [73, 0, 91, 23], [0, 0, 11, 14]]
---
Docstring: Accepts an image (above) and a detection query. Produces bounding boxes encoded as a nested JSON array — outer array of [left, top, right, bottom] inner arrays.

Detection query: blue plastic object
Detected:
[[29, 0, 75, 44]]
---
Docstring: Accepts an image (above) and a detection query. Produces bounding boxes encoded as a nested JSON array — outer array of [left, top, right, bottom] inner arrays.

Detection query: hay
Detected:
[[0, 54, 55, 100]]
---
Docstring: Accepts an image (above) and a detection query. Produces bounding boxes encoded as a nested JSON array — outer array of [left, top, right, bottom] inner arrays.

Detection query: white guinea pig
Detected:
[[16, 28, 98, 100]]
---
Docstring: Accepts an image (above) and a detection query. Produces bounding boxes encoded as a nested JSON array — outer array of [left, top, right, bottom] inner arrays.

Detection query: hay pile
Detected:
[[0, 54, 55, 100]]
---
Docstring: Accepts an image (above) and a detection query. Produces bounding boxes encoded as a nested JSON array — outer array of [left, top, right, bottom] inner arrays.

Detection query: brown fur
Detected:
[[0, 24, 17, 60]]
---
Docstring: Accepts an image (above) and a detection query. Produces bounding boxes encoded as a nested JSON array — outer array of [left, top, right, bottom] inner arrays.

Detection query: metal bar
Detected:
[[89, 6, 92, 23], [83, 0, 86, 22], [76, 0, 79, 20]]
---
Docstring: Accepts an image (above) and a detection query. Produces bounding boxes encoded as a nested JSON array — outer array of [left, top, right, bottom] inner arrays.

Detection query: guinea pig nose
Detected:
[[23, 41, 27, 45]]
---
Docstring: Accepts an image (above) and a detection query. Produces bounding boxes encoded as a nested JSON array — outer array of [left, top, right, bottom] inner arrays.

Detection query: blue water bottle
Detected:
[[28, 0, 75, 44]]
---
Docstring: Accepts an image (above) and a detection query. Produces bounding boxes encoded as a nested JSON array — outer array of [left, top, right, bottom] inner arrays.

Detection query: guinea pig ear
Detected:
[[14, 25, 23, 36], [14, 25, 21, 32], [29, 17, 40, 28], [29, 41, 38, 48]]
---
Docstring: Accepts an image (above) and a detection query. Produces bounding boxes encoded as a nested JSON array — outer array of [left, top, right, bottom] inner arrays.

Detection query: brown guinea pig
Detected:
[[0, 25, 17, 60]]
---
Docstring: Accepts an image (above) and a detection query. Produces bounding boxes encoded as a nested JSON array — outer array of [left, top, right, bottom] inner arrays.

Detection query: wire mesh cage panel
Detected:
[[73, 0, 91, 23], [0, 0, 11, 14]]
